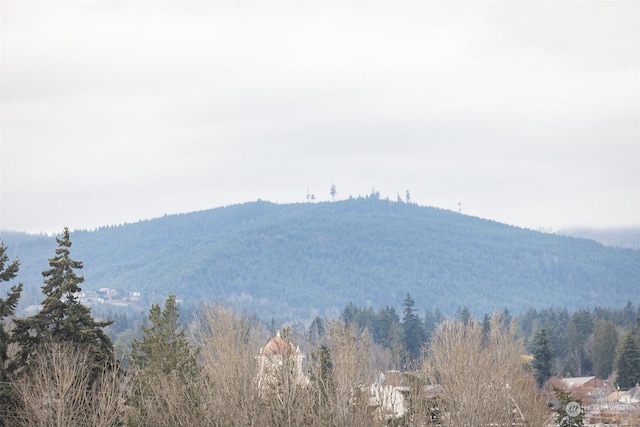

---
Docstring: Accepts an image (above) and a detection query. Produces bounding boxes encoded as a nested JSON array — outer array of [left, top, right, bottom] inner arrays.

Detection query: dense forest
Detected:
[[2, 198, 639, 325], [2, 233, 640, 426], [339, 298, 640, 382]]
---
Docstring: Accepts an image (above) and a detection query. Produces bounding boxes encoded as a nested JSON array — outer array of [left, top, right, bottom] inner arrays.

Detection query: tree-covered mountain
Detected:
[[2, 198, 639, 323]]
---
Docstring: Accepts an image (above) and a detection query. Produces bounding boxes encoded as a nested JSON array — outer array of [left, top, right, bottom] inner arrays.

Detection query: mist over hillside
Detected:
[[558, 227, 640, 250], [2, 198, 639, 323]]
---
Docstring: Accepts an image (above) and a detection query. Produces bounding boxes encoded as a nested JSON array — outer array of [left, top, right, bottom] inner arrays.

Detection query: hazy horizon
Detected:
[[2, 1, 638, 234]]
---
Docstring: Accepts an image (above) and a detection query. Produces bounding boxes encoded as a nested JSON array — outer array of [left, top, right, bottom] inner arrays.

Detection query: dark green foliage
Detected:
[[623, 301, 636, 328], [518, 304, 640, 381], [374, 306, 402, 349], [130, 293, 199, 381], [422, 308, 440, 344], [481, 313, 491, 346], [616, 332, 640, 389], [341, 300, 640, 380], [533, 308, 570, 360], [402, 294, 426, 364], [340, 302, 357, 325], [308, 343, 333, 412], [532, 328, 554, 387], [566, 309, 594, 375], [11, 228, 113, 379], [307, 316, 325, 346], [341, 303, 376, 333], [0, 241, 22, 404], [341, 303, 405, 366], [129, 294, 200, 424], [591, 319, 617, 379], [4, 199, 640, 322], [456, 306, 472, 325]]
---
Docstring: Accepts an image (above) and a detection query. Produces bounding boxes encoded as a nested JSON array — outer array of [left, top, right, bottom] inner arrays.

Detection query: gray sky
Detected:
[[1, 1, 638, 234]]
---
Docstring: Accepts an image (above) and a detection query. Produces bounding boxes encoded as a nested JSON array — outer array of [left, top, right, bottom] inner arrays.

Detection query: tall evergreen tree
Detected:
[[591, 319, 617, 379], [456, 306, 472, 325], [373, 306, 400, 349], [0, 241, 22, 403], [541, 308, 571, 360], [131, 293, 199, 381], [309, 343, 333, 412], [11, 228, 113, 378], [423, 308, 438, 344], [532, 328, 554, 387], [307, 316, 326, 347], [374, 305, 404, 367], [616, 332, 640, 389], [340, 302, 357, 325], [130, 294, 200, 424], [402, 293, 425, 364], [567, 309, 594, 376], [623, 301, 636, 328], [481, 313, 491, 346]]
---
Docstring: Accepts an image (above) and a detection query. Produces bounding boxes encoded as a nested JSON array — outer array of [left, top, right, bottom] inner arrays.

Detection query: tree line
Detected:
[[1, 230, 639, 426], [340, 297, 640, 390]]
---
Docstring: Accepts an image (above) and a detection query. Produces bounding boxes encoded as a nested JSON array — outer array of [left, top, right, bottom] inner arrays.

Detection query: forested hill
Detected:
[[3, 198, 639, 323]]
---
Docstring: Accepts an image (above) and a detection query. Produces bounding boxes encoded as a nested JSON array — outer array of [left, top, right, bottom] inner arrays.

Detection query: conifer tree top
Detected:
[[11, 228, 114, 378]]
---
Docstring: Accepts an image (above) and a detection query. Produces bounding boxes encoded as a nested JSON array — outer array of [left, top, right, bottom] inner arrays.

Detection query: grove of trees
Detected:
[[1, 229, 640, 426]]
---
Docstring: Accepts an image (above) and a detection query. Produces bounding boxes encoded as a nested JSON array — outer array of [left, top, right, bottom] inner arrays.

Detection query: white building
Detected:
[[256, 330, 308, 391]]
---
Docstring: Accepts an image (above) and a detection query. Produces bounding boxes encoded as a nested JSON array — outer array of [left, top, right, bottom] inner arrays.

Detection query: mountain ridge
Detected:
[[2, 199, 638, 323]]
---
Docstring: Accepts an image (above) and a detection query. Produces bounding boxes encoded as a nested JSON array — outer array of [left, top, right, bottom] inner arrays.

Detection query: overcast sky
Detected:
[[1, 1, 638, 234]]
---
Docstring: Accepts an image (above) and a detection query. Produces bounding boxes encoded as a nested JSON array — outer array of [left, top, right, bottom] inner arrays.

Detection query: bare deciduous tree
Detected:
[[189, 304, 267, 426], [127, 370, 202, 427], [6, 307, 555, 427], [13, 342, 128, 427], [319, 320, 377, 427], [422, 313, 550, 426]]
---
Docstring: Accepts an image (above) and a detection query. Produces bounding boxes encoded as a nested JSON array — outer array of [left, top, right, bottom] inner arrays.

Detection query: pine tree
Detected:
[[456, 305, 472, 325], [131, 293, 199, 381], [532, 328, 554, 387], [567, 309, 593, 376], [481, 313, 491, 346], [308, 343, 333, 414], [623, 301, 636, 328], [11, 228, 113, 378], [307, 316, 325, 347], [591, 319, 617, 379], [616, 332, 640, 389], [330, 184, 337, 202], [129, 294, 200, 424], [402, 293, 425, 364], [423, 308, 438, 344], [0, 241, 22, 403]]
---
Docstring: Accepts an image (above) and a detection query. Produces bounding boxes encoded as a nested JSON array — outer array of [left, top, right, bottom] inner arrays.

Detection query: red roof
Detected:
[[261, 332, 297, 356]]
